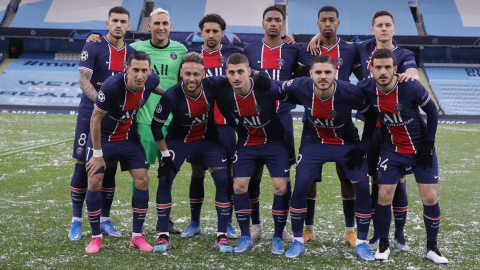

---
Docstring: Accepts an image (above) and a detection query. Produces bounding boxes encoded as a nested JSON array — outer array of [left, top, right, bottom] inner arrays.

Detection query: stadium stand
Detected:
[[152, 0, 272, 34], [420, 0, 480, 37], [0, 0, 10, 24], [8, 0, 143, 31], [288, 0, 418, 36], [424, 64, 480, 115]]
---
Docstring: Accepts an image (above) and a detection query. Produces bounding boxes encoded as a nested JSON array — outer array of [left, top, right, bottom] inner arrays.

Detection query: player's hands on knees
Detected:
[[282, 34, 296, 44], [86, 157, 106, 178], [256, 71, 271, 92], [415, 140, 434, 169], [345, 148, 367, 170], [86, 33, 102, 43], [158, 156, 178, 183]]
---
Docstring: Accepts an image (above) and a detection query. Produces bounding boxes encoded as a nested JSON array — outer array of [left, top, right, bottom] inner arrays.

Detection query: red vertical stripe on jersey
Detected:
[[261, 44, 281, 69], [311, 92, 343, 145], [185, 91, 209, 143], [377, 86, 415, 154], [107, 44, 127, 72], [234, 91, 266, 146], [109, 88, 145, 142], [320, 40, 340, 69], [213, 102, 226, 125], [203, 48, 227, 124]]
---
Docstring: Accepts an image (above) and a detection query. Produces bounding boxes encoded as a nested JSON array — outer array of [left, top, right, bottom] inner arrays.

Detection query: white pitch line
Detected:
[[0, 138, 72, 157]]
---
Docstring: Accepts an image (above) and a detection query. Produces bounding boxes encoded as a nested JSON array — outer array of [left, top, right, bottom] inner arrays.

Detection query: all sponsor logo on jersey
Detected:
[[253, 105, 262, 112], [81, 51, 88, 61], [218, 56, 226, 64], [335, 57, 343, 66], [97, 91, 105, 102], [328, 110, 338, 118], [170, 52, 178, 60], [155, 104, 162, 113], [394, 103, 403, 112], [277, 58, 285, 67]]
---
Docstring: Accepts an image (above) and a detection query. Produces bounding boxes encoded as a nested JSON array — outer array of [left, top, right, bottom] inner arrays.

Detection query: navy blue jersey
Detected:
[[216, 78, 288, 146], [243, 39, 300, 113], [79, 37, 135, 116], [152, 76, 229, 143], [189, 44, 243, 125], [94, 72, 160, 142], [298, 39, 361, 82], [283, 78, 369, 144], [356, 39, 417, 80], [357, 78, 434, 154]]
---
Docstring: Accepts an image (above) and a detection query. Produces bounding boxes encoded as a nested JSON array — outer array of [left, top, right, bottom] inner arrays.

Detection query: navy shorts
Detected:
[[233, 140, 290, 178], [166, 138, 227, 172], [86, 138, 148, 174], [72, 111, 91, 161], [376, 147, 439, 185], [278, 111, 296, 166], [296, 143, 368, 183], [186, 125, 236, 166]]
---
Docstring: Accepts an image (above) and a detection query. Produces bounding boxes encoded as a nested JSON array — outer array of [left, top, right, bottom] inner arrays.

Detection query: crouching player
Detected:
[[84, 51, 165, 253], [280, 55, 376, 260]]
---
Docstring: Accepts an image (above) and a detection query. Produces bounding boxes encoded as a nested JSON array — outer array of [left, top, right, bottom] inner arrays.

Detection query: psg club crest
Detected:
[[377, 171, 382, 179], [122, 61, 128, 69], [329, 110, 338, 118], [170, 52, 178, 60], [205, 104, 213, 111], [218, 56, 226, 64], [80, 51, 88, 61], [97, 91, 105, 102], [76, 147, 84, 156], [335, 57, 343, 66], [394, 103, 403, 112], [253, 105, 262, 112], [277, 58, 285, 67], [138, 99, 145, 107], [155, 104, 162, 114]]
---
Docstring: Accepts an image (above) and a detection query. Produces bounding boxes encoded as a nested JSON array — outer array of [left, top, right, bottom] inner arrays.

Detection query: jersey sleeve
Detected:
[[151, 94, 172, 141], [203, 76, 230, 97], [399, 50, 418, 73], [94, 78, 115, 114], [79, 43, 98, 73], [351, 43, 362, 68], [298, 44, 312, 67], [282, 77, 304, 97], [351, 84, 370, 112], [146, 72, 161, 89]]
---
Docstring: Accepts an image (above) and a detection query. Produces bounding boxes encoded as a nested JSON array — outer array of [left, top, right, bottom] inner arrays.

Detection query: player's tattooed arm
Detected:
[[152, 85, 166, 95], [79, 70, 97, 101]]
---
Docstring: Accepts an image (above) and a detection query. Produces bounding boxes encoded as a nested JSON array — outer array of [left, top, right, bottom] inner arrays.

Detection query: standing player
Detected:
[[181, 13, 242, 239], [68, 6, 133, 241], [242, 6, 300, 242], [215, 53, 291, 254], [281, 55, 375, 260], [297, 6, 363, 246], [129, 7, 187, 234], [356, 11, 419, 251], [356, 48, 447, 264], [151, 52, 238, 253], [84, 51, 164, 253]]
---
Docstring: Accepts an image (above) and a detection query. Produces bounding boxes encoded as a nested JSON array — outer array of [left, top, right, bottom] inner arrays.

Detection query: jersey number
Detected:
[[154, 64, 169, 76]]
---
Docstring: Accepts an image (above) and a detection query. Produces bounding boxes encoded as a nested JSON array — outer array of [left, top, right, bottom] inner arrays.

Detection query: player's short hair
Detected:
[[199, 13, 226, 31], [109, 6, 130, 19], [227, 53, 249, 67], [263, 6, 285, 21], [318, 6, 339, 19], [127, 51, 151, 66], [182, 52, 204, 66], [370, 48, 396, 66], [372, 10, 395, 26], [310, 55, 336, 69], [150, 7, 170, 18]]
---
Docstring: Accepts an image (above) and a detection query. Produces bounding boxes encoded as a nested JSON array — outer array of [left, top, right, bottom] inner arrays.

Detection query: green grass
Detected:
[[0, 114, 479, 269]]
